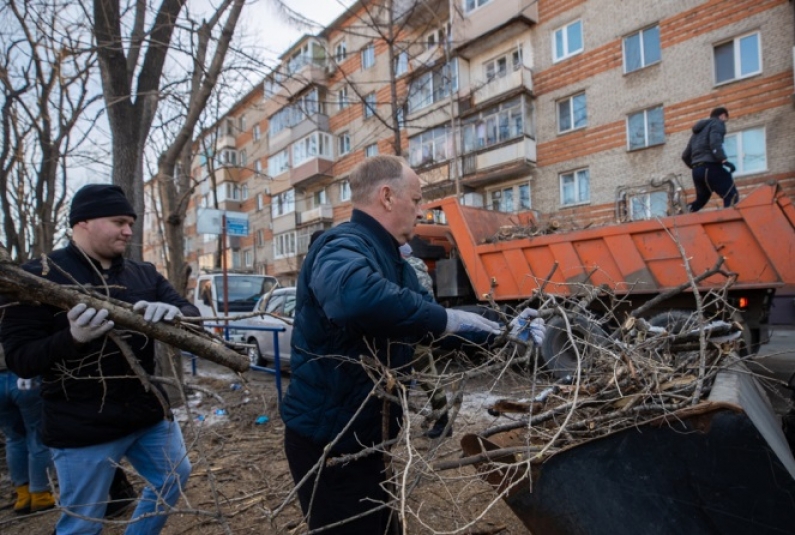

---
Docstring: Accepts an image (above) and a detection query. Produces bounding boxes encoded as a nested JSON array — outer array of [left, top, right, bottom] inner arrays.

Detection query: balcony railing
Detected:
[[471, 67, 533, 106], [297, 204, 333, 225]]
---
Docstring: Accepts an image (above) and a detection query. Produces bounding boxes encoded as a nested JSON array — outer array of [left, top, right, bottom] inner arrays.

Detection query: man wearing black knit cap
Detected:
[[1, 183, 198, 534]]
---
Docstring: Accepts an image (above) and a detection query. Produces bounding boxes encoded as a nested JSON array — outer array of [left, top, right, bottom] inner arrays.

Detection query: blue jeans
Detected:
[[0, 371, 51, 492], [51, 419, 191, 535]]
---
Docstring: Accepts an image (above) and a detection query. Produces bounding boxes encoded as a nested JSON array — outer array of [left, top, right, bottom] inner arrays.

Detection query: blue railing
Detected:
[[195, 323, 287, 404]]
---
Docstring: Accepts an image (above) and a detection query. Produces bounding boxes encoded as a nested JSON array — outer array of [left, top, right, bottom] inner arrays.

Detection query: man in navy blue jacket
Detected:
[[2, 184, 197, 535], [281, 156, 500, 534]]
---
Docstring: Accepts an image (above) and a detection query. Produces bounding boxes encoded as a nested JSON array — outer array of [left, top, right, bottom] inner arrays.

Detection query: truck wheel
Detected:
[[648, 310, 694, 334], [540, 315, 609, 379], [247, 339, 265, 367]]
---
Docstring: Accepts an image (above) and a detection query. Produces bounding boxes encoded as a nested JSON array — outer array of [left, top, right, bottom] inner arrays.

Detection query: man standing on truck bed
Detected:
[[682, 106, 739, 212], [1, 184, 197, 535], [281, 155, 501, 534]]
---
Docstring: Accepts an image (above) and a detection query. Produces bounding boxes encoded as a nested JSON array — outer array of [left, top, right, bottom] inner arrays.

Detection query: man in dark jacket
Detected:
[[1, 184, 197, 535], [681, 106, 739, 212], [281, 155, 500, 534]]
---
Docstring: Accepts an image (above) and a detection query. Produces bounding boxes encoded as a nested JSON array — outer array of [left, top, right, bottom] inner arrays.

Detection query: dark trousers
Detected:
[[284, 426, 399, 535], [688, 162, 739, 212]]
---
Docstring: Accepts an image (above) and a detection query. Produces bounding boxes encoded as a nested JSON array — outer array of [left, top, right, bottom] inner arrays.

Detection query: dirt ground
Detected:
[[0, 357, 535, 535]]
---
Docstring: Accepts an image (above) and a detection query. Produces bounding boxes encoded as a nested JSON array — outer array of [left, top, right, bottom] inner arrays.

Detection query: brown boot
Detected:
[[30, 490, 56, 513], [13, 484, 31, 514]]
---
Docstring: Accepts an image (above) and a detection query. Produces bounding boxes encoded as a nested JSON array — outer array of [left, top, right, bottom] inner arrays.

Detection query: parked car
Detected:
[[233, 287, 295, 368]]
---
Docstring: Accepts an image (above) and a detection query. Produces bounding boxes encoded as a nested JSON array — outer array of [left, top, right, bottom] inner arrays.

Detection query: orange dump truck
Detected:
[[414, 182, 795, 349]]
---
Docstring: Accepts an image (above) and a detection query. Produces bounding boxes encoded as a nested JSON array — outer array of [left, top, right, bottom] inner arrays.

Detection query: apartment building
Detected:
[[145, 0, 795, 291]]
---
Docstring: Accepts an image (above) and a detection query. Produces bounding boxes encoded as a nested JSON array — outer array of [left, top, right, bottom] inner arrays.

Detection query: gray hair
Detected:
[[350, 155, 409, 206]]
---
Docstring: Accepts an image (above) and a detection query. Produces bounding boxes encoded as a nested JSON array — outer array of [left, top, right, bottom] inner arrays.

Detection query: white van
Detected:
[[193, 273, 278, 320]]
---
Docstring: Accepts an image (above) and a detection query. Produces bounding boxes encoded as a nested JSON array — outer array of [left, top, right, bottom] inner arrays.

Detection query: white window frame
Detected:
[[484, 47, 522, 82], [394, 51, 408, 76], [407, 60, 458, 113], [240, 149, 247, 166], [488, 182, 531, 213], [239, 115, 246, 132], [724, 127, 767, 176], [256, 193, 264, 211], [335, 41, 347, 63], [338, 132, 351, 155], [626, 105, 665, 151], [464, 0, 491, 15], [253, 124, 260, 140], [628, 191, 668, 221], [338, 86, 349, 110], [714, 31, 762, 85], [254, 160, 262, 174], [361, 43, 375, 69], [364, 92, 377, 118], [557, 92, 587, 133], [461, 97, 525, 154], [273, 231, 297, 259], [408, 125, 452, 167], [244, 248, 254, 267], [623, 25, 661, 74], [340, 179, 351, 201], [268, 149, 290, 177], [272, 189, 295, 218], [292, 132, 333, 167], [365, 143, 379, 157], [241, 183, 249, 200], [553, 20, 583, 63], [560, 168, 590, 206]]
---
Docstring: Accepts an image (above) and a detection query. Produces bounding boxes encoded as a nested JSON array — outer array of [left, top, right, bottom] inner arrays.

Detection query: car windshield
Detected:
[[215, 275, 277, 312]]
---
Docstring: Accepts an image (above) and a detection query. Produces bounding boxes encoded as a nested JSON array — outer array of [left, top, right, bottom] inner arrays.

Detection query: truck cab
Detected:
[[193, 273, 278, 320]]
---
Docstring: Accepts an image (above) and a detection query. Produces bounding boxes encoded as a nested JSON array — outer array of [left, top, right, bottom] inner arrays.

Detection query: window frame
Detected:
[[361, 42, 375, 70], [488, 182, 531, 213], [724, 126, 767, 176], [626, 105, 665, 151], [365, 143, 379, 157], [334, 41, 347, 63], [340, 179, 351, 201], [337, 86, 349, 110], [364, 92, 377, 118], [464, 0, 492, 15], [338, 132, 351, 156], [713, 31, 762, 85], [253, 123, 260, 140], [559, 168, 590, 206], [552, 20, 584, 63], [557, 92, 587, 134], [628, 191, 669, 221]]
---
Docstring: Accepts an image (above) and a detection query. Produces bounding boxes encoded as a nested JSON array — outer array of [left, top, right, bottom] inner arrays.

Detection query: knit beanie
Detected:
[[69, 184, 137, 227]]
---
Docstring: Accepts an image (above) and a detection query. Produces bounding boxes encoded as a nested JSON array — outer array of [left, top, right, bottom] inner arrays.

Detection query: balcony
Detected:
[[263, 63, 327, 118], [291, 157, 334, 189], [269, 113, 330, 154], [392, 0, 448, 28], [472, 67, 533, 107], [297, 204, 333, 226], [216, 134, 236, 149], [460, 136, 536, 187], [411, 45, 446, 71], [454, 0, 537, 60]]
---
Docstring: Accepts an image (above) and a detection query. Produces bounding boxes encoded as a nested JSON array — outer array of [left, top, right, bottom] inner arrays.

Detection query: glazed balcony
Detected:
[[454, 0, 537, 60], [471, 66, 533, 107]]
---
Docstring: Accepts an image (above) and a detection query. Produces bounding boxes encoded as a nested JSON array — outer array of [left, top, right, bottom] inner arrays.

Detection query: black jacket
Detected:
[[682, 118, 727, 168], [1, 242, 199, 447]]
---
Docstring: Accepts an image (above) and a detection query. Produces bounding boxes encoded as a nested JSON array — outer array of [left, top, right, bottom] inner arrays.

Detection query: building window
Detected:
[[335, 41, 347, 63], [239, 115, 246, 132], [364, 92, 376, 118], [292, 132, 332, 167], [338, 132, 351, 155], [725, 127, 766, 175], [338, 86, 349, 110], [244, 249, 253, 267], [340, 179, 351, 201], [254, 160, 262, 174], [490, 183, 531, 213], [557, 92, 587, 133], [256, 194, 264, 211], [464, 0, 491, 14], [256, 229, 265, 246], [361, 43, 375, 69], [627, 105, 664, 150], [714, 31, 761, 84], [272, 189, 295, 218], [407, 60, 458, 113], [253, 124, 260, 140], [240, 149, 247, 166], [215, 149, 237, 167], [268, 149, 289, 177], [241, 183, 249, 200], [484, 47, 522, 82], [461, 97, 524, 153], [270, 88, 321, 138], [273, 231, 297, 259], [553, 20, 583, 63], [560, 168, 590, 206], [365, 143, 379, 157], [394, 51, 408, 76], [624, 25, 661, 73], [226, 119, 234, 136], [313, 188, 328, 206], [409, 125, 451, 167], [629, 191, 668, 221]]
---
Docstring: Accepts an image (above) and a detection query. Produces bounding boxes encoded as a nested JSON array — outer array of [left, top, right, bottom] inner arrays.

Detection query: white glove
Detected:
[[17, 378, 34, 390], [509, 308, 546, 345], [133, 301, 182, 323], [68, 303, 114, 344], [444, 309, 501, 335]]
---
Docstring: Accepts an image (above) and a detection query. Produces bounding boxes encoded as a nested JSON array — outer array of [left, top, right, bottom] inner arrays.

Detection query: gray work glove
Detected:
[[68, 303, 114, 344], [509, 308, 547, 345], [444, 309, 501, 336], [133, 300, 182, 323]]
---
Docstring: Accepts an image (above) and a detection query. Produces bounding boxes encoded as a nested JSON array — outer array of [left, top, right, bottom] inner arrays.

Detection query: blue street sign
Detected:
[[226, 217, 249, 236]]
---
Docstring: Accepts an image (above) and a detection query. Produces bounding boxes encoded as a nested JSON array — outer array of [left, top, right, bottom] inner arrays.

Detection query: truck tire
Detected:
[[540, 314, 609, 378], [247, 338, 265, 367]]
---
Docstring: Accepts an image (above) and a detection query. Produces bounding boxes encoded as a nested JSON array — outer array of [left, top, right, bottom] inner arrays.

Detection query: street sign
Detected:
[[226, 216, 249, 236]]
